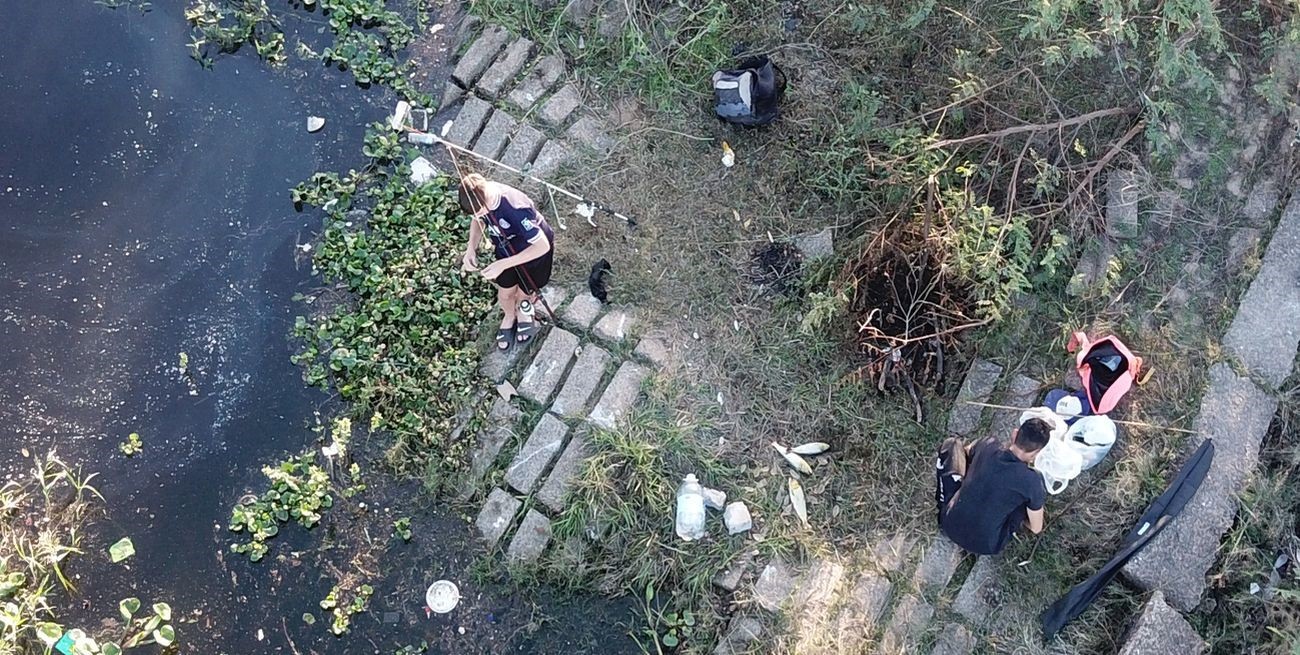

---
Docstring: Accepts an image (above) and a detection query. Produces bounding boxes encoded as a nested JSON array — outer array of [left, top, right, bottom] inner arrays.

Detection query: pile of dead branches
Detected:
[[842, 226, 983, 420]]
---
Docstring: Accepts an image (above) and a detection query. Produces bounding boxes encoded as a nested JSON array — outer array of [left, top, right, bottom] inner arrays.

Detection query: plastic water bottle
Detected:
[[675, 474, 706, 541]]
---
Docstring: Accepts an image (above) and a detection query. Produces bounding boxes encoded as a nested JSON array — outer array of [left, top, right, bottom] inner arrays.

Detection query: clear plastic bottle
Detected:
[[675, 474, 706, 541]]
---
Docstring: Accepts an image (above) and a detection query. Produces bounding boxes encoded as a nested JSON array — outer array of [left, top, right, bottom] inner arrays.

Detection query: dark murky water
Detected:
[[0, 2, 636, 652]]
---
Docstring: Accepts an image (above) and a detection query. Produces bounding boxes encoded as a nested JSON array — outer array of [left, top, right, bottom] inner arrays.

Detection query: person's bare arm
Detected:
[[462, 219, 484, 271], [1025, 507, 1045, 534]]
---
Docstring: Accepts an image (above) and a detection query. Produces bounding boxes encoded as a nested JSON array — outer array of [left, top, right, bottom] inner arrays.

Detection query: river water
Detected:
[[0, 2, 635, 652]]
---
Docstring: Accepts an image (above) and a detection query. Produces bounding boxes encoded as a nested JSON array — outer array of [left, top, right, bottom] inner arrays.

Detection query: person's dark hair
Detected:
[[1014, 418, 1052, 452]]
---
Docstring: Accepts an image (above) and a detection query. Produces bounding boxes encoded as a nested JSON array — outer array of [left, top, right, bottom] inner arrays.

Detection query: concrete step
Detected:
[[1223, 183, 1300, 387], [477, 37, 535, 98], [508, 54, 566, 111], [550, 344, 612, 418], [880, 593, 934, 654], [952, 557, 998, 622], [947, 359, 1002, 437], [870, 533, 914, 573], [989, 374, 1040, 442], [445, 95, 493, 148], [588, 360, 649, 430], [752, 559, 795, 613], [451, 24, 511, 87], [929, 623, 975, 655], [517, 327, 580, 404], [505, 507, 552, 564], [831, 571, 893, 655], [1116, 591, 1206, 655], [912, 533, 964, 595], [504, 413, 569, 493], [790, 559, 846, 654]]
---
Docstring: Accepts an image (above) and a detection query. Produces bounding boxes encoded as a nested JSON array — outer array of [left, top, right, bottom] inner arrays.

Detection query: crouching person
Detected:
[[458, 173, 555, 351], [935, 418, 1051, 555]]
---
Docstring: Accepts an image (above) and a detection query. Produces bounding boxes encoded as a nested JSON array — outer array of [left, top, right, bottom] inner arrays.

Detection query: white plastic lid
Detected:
[[1054, 395, 1083, 417], [426, 580, 460, 614]]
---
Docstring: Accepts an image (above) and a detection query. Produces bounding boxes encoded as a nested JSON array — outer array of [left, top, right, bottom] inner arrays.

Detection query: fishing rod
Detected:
[[960, 400, 1197, 435], [395, 104, 636, 228]]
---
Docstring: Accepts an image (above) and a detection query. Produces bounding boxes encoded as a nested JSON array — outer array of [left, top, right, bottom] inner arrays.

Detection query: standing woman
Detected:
[[459, 173, 555, 350]]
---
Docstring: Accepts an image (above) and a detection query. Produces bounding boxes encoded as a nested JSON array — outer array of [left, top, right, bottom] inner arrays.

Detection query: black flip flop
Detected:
[[495, 325, 514, 351], [515, 319, 537, 344]]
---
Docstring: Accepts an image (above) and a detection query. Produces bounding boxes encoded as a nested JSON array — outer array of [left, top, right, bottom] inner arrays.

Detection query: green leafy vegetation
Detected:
[[38, 598, 177, 654], [291, 166, 493, 488], [319, 583, 373, 635], [315, 0, 426, 101], [228, 452, 334, 561], [0, 451, 181, 654], [108, 537, 135, 563], [637, 584, 696, 651], [392, 516, 412, 542], [118, 432, 143, 457], [184, 0, 286, 67]]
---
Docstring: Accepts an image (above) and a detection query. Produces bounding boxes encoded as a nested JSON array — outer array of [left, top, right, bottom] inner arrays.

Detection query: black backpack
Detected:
[[712, 56, 785, 126]]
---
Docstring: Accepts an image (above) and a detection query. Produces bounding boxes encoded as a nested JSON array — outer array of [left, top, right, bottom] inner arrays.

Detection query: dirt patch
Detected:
[[747, 241, 803, 293]]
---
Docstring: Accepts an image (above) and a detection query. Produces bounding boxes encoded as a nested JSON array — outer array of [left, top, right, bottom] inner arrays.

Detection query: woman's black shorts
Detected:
[[494, 220, 554, 293]]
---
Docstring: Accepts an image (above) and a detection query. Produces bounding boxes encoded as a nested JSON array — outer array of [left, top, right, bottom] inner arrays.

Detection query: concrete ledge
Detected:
[[1123, 363, 1278, 610]]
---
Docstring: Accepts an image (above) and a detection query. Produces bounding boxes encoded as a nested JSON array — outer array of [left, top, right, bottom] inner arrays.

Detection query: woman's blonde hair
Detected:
[[459, 173, 489, 213]]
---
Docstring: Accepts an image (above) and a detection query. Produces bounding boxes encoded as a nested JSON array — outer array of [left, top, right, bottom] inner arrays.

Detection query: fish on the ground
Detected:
[[791, 442, 830, 455], [788, 478, 808, 527], [771, 442, 812, 475]]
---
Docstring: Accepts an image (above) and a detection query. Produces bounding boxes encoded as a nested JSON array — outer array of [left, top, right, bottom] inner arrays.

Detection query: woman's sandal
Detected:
[[515, 319, 538, 344], [495, 325, 514, 351]]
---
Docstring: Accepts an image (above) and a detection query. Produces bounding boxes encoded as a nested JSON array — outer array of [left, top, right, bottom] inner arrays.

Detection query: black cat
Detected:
[[588, 259, 612, 303]]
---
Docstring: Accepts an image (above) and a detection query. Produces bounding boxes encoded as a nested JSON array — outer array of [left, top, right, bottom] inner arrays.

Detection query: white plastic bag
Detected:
[[1065, 415, 1117, 471], [1019, 407, 1079, 495], [1018, 407, 1068, 440], [1035, 438, 1084, 495]]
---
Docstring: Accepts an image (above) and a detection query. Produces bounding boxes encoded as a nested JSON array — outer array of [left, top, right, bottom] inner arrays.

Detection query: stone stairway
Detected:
[[467, 286, 669, 564], [428, 22, 615, 188], [1122, 188, 1300, 613]]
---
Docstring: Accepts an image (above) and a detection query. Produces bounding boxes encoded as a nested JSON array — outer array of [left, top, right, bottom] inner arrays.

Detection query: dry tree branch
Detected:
[[926, 106, 1138, 150], [1062, 119, 1149, 213]]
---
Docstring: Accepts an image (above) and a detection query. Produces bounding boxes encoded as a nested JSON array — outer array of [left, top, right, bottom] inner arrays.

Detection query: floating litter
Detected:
[[426, 580, 460, 614]]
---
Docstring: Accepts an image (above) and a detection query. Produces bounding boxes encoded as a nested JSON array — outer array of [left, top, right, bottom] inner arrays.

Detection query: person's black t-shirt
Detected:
[[941, 437, 1046, 555]]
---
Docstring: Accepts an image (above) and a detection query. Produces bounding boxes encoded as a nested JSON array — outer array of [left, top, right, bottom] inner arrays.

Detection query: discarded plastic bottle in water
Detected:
[[675, 474, 706, 541]]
